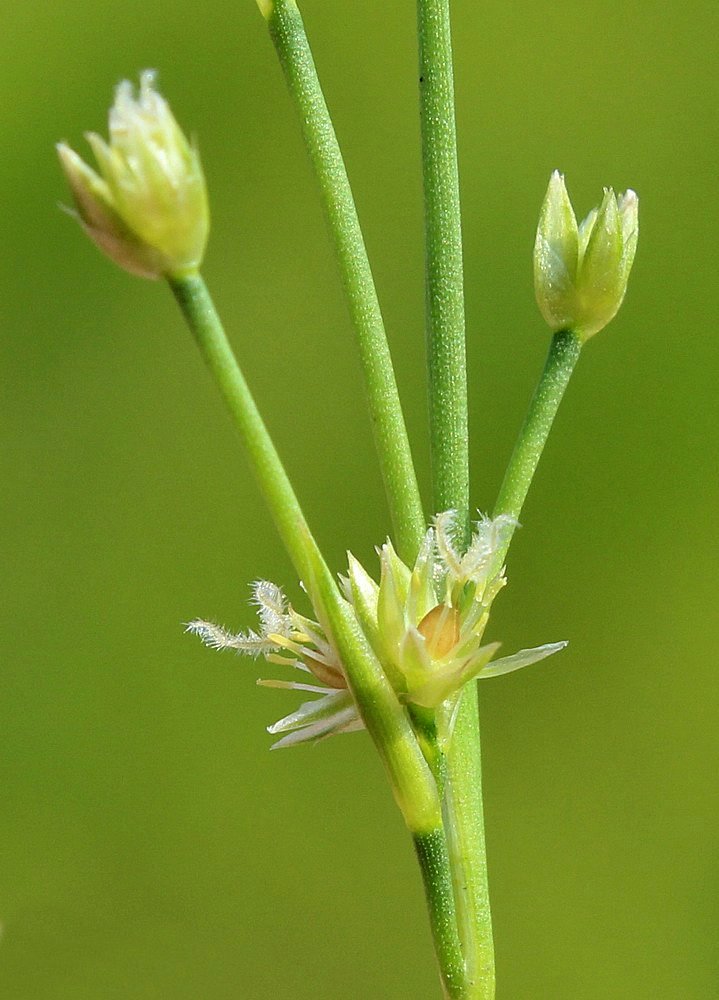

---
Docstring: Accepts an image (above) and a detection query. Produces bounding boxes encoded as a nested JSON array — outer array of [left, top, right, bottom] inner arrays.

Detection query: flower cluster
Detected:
[[57, 71, 209, 280], [189, 514, 567, 748]]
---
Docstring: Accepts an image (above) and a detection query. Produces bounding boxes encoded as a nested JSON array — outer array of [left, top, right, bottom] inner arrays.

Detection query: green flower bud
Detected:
[[534, 171, 638, 341], [57, 71, 209, 280]]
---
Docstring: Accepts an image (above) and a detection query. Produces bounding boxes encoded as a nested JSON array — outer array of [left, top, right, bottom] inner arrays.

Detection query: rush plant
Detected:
[[57, 3, 638, 996]]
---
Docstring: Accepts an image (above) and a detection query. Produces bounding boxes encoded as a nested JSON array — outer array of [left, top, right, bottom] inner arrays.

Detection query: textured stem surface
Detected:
[[443, 687, 495, 997], [266, 0, 425, 563], [418, 2, 494, 994], [414, 828, 467, 999], [493, 329, 583, 549], [418, 0, 469, 532]]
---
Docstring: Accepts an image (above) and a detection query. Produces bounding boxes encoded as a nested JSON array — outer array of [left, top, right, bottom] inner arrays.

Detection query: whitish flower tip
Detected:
[[251, 579, 285, 611], [478, 511, 519, 533], [111, 69, 161, 120], [56, 141, 102, 188], [185, 617, 275, 656], [619, 189, 638, 209], [185, 619, 228, 647], [140, 67, 158, 92]]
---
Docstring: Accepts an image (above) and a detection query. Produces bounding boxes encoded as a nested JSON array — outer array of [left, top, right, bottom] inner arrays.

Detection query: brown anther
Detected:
[[417, 604, 460, 659], [303, 655, 347, 690]]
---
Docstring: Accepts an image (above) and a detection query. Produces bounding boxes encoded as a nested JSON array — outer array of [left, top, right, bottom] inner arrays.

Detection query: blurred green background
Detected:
[[2, 0, 718, 997]]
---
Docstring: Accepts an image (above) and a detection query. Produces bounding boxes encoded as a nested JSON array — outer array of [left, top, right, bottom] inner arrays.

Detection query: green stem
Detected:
[[414, 828, 467, 999], [418, 2, 493, 994], [169, 271, 441, 835], [262, 0, 425, 564], [418, 0, 469, 533], [443, 688, 494, 997], [169, 272, 314, 582], [493, 329, 583, 553]]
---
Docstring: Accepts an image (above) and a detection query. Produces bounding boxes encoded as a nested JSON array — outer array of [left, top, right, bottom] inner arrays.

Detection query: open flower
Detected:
[[346, 512, 567, 710], [189, 514, 567, 749], [57, 70, 209, 280], [534, 171, 638, 340], [187, 581, 362, 749]]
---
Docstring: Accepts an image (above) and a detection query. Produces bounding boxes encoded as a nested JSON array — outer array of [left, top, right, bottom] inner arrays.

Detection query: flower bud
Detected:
[[57, 71, 209, 280], [534, 171, 638, 340]]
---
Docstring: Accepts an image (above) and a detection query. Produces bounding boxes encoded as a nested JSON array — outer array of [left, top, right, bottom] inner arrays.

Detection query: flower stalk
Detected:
[[169, 271, 441, 835], [260, 0, 425, 565], [56, 71, 440, 833], [414, 828, 467, 999], [417, 0, 470, 532], [492, 328, 582, 555], [494, 175, 639, 562], [417, 1, 495, 994], [171, 271, 462, 989]]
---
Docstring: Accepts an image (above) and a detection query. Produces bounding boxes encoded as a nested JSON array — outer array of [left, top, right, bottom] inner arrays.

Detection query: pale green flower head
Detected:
[[534, 171, 638, 341], [346, 512, 566, 713], [57, 71, 209, 280]]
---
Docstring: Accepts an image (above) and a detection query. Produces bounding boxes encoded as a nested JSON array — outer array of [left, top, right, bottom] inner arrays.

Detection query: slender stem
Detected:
[[417, 0, 469, 534], [169, 272, 313, 583], [414, 828, 467, 999], [493, 329, 582, 556], [443, 688, 494, 997], [418, 3, 493, 994], [169, 271, 441, 835], [263, 0, 425, 564]]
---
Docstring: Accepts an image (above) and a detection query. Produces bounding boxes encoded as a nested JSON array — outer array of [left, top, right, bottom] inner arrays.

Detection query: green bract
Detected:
[[534, 171, 639, 340], [57, 71, 209, 280]]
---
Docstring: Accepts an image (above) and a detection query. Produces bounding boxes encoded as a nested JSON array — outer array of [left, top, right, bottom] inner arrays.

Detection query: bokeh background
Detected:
[[3, 1, 718, 997]]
